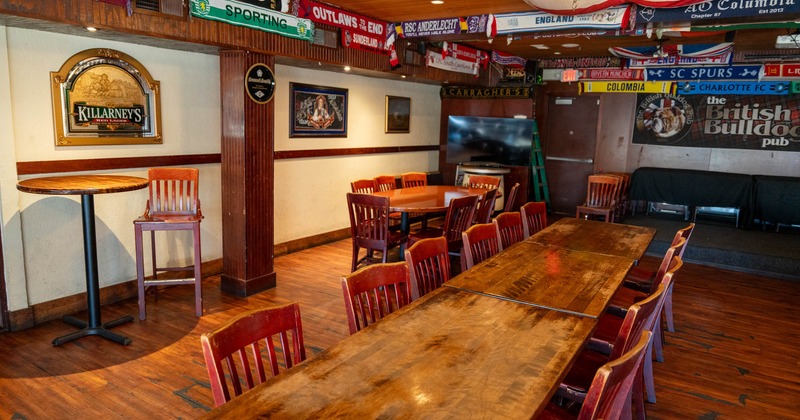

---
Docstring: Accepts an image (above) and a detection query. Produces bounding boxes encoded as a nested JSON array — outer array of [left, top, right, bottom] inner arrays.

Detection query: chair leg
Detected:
[[654, 321, 665, 363], [134, 224, 147, 320], [633, 368, 646, 420], [664, 288, 675, 332], [644, 337, 657, 403], [193, 225, 203, 317], [351, 243, 359, 272], [150, 230, 159, 301]]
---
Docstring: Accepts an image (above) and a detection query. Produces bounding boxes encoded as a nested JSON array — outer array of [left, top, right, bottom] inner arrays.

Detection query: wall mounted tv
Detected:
[[445, 115, 534, 167]]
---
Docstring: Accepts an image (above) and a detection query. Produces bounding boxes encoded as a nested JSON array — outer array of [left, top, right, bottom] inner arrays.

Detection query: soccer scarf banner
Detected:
[[644, 65, 763, 81], [296, 0, 389, 54], [580, 81, 674, 94], [488, 5, 630, 37], [189, 0, 313, 42]]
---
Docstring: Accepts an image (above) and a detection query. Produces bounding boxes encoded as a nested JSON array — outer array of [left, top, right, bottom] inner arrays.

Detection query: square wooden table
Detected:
[[446, 241, 634, 318], [527, 217, 657, 263], [203, 287, 596, 419]]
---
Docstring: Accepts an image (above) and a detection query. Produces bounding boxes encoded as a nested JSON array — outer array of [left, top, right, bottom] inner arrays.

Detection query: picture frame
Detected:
[[385, 95, 411, 133], [50, 48, 162, 146], [290, 82, 348, 137]]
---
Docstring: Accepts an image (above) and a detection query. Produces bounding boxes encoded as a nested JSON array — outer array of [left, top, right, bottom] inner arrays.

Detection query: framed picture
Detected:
[[50, 48, 162, 146], [385, 96, 411, 133], [290, 83, 348, 137]]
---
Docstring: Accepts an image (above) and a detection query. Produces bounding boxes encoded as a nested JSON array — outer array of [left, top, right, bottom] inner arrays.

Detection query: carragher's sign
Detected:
[[50, 48, 162, 146]]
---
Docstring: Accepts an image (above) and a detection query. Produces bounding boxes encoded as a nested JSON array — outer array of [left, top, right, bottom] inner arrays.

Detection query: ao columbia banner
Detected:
[[633, 92, 800, 151], [189, 0, 314, 41]]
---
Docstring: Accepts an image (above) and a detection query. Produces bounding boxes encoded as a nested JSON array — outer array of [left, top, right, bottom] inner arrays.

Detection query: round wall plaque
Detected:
[[245, 63, 276, 104]]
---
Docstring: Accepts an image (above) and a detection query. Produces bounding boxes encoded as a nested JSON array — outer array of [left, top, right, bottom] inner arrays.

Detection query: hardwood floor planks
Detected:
[[0, 238, 798, 418]]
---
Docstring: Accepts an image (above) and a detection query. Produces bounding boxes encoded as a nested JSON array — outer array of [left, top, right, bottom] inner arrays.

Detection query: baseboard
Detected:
[[275, 227, 350, 256]]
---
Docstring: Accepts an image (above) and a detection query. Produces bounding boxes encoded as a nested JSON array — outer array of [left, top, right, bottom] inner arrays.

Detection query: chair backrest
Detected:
[[520, 201, 548, 238], [474, 188, 499, 224], [645, 237, 687, 294], [351, 179, 376, 194], [503, 182, 520, 212], [401, 172, 427, 188], [578, 331, 652, 420], [200, 302, 306, 407], [373, 175, 397, 192], [583, 174, 621, 208], [442, 195, 480, 250], [146, 167, 200, 217], [404, 236, 451, 300], [346, 193, 391, 254], [461, 223, 501, 269], [610, 283, 665, 360], [673, 223, 695, 259], [341, 262, 411, 335], [493, 211, 524, 251], [465, 175, 501, 190]]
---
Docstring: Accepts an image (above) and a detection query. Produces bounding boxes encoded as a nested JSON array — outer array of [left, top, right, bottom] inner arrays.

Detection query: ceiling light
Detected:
[[343, 66, 351, 71], [401, 75, 407, 79], [531, 44, 550, 50], [86, 27, 97, 32], [431, 0, 444, 4], [561, 43, 579, 48], [553, 51, 562, 55]]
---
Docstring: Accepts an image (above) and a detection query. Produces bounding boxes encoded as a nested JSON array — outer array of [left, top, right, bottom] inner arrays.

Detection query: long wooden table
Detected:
[[204, 219, 656, 418], [527, 217, 656, 263], [203, 288, 596, 419]]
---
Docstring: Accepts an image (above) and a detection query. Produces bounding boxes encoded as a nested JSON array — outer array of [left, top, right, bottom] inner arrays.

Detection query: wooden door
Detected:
[[544, 95, 600, 215]]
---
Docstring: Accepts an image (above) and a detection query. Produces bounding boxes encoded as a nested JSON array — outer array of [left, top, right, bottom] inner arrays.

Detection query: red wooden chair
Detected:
[[607, 172, 632, 222], [473, 188, 498, 224], [623, 223, 694, 333], [408, 194, 478, 251], [539, 331, 652, 420], [373, 175, 397, 192], [461, 223, 501, 270], [576, 174, 621, 223], [503, 182, 520, 212], [350, 179, 376, 194], [404, 236, 451, 300], [465, 174, 501, 190], [520, 201, 548, 238], [346, 193, 406, 272], [200, 302, 306, 407], [341, 262, 411, 335], [556, 283, 664, 420], [401, 172, 427, 188], [493, 211, 524, 250], [597, 257, 683, 404], [134, 167, 203, 320]]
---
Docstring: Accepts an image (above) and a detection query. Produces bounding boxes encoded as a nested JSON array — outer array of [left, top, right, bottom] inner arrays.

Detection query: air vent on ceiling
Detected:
[[312, 28, 338, 49], [776, 34, 800, 49]]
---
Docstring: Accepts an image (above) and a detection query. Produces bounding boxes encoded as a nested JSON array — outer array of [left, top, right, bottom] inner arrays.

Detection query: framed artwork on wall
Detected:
[[385, 95, 411, 133], [290, 83, 348, 137]]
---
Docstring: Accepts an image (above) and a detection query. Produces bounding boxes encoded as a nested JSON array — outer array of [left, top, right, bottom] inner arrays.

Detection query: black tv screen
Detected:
[[446, 116, 534, 166]]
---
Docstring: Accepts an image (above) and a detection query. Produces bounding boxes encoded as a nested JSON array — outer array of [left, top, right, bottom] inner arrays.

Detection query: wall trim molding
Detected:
[[16, 154, 223, 175], [275, 145, 439, 160]]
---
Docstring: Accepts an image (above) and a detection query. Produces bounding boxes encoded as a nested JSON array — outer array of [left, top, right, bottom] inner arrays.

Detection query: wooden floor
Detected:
[[1, 238, 799, 418]]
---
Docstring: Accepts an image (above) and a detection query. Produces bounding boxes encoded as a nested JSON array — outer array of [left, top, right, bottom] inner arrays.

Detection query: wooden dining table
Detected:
[[203, 220, 656, 418]]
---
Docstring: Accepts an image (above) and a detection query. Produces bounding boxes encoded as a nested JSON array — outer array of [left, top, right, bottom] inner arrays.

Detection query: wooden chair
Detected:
[[134, 167, 203, 320], [401, 172, 427, 188], [624, 223, 694, 333], [503, 182, 520, 212], [350, 179, 376, 194], [404, 236, 450, 300], [407, 195, 479, 256], [461, 223, 501, 270], [473, 188, 498, 224], [200, 302, 306, 407], [346, 193, 406, 272], [556, 283, 664, 420], [607, 172, 632, 222], [465, 174, 501, 190], [521, 201, 548, 238], [539, 331, 652, 420], [576, 174, 621, 223], [598, 257, 683, 404], [493, 211, 524, 250], [341, 262, 411, 335], [373, 175, 397, 192]]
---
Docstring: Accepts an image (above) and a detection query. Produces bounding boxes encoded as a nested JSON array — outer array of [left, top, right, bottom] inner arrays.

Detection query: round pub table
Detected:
[[17, 174, 149, 346]]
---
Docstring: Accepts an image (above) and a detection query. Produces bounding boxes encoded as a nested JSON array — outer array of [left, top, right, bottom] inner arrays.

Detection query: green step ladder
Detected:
[[530, 119, 551, 211]]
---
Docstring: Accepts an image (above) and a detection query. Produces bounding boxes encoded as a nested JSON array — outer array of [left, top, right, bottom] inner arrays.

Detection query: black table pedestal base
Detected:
[[52, 315, 134, 346]]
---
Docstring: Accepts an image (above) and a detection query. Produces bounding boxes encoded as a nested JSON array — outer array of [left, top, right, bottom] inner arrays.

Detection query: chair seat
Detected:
[[135, 214, 202, 224], [537, 402, 579, 420], [610, 285, 647, 309], [623, 266, 656, 292], [557, 348, 610, 402], [407, 228, 443, 247]]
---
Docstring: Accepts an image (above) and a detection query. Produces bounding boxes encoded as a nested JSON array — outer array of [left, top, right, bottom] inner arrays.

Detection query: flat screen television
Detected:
[[445, 116, 534, 167]]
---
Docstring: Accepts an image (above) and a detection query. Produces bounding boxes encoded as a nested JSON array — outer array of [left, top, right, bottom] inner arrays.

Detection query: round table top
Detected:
[[373, 185, 488, 213], [17, 174, 149, 196]]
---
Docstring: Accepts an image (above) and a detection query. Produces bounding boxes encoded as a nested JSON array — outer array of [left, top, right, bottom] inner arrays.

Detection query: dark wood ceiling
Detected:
[[321, 0, 800, 61]]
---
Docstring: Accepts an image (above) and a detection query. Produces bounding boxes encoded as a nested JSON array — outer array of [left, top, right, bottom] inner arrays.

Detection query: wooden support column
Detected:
[[219, 51, 276, 296]]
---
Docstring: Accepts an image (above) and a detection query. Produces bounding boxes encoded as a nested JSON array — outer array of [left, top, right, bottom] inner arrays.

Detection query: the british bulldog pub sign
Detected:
[[51, 48, 162, 146]]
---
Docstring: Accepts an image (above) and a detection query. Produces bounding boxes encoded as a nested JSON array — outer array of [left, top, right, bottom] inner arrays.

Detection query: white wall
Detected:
[[273, 64, 441, 243], [2, 27, 223, 308]]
